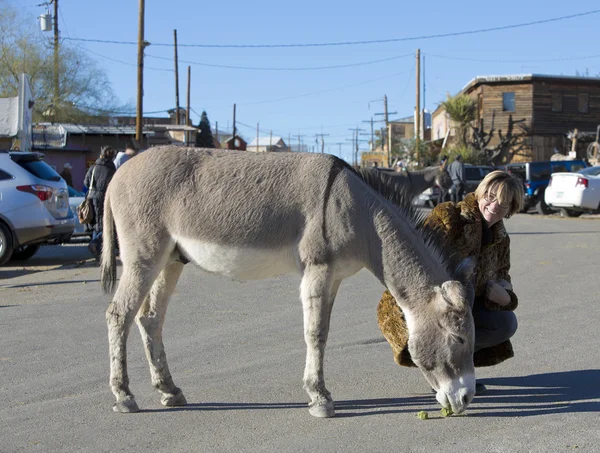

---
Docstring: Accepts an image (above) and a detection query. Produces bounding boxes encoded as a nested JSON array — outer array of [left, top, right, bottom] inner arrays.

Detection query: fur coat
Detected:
[[377, 192, 518, 368]]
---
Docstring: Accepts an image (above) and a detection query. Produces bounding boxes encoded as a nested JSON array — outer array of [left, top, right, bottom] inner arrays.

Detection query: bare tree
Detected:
[[0, 2, 130, 122]]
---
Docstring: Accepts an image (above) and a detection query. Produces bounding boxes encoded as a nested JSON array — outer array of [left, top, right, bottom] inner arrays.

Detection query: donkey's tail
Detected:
[[100, 190, 117, 294]]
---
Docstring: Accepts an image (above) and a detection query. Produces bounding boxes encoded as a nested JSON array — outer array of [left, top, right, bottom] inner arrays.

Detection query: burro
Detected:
[[101, 146, 476, 418]]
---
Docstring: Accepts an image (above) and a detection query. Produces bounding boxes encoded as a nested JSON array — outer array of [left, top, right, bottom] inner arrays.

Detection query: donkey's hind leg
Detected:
[[136, 259, 187, 407], [107, 263, 163, 413], [300, 265, 341, 418]]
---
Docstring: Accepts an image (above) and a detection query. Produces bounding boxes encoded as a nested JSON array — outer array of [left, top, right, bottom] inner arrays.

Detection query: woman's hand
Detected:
[[486, 280, 511, 306]]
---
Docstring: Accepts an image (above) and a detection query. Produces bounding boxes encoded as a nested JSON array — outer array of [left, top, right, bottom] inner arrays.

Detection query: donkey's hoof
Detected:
[[309, 401, 335, 418], [113, 399, 140, 413], [161, 391, 187, 407]]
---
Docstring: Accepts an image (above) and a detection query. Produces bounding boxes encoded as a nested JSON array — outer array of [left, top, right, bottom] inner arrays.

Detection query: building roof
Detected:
[[461, 73, 600, 93], [35, 123, 155, 136], [248, 136, 286, 147]]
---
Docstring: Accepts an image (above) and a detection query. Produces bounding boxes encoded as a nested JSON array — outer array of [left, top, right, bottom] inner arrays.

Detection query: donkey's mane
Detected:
[[355, 167, 451, 269]]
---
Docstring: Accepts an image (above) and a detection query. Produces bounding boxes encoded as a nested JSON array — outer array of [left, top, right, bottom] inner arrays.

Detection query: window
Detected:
[[502, 92, 515, 112], [551, 164, 566, 173], [578, 93, 589, 113], [552, 93, 563, 112], [0, 169, 13, 180]]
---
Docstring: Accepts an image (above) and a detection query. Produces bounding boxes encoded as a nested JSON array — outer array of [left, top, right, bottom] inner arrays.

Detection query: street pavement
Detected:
[[1, 213, 599, 453]]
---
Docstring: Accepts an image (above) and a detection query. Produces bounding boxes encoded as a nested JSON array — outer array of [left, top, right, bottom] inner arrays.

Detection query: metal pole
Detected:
[[174, 30, 180, 125], [416, 49, 421, 166], [232, 104, 236, 149], [136, 0, 145, 144], [186, 66, 191, 144], [53, 0, 59, 120]]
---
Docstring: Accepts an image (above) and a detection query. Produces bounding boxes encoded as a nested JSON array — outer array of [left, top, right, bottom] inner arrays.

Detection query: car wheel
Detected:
[[536, 195, 553, 215], [0, 223, 14, 266], [559, 208, 583, 218], [10, 244, 41, 261]]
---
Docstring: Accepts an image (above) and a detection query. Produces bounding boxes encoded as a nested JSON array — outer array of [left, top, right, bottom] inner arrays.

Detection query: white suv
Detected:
[[0, 151, 75, 265]]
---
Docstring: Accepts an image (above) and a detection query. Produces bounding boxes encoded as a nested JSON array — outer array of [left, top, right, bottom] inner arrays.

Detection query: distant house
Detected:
[[248, 136, 289, 152], [224, 134, 247, 151], [432, 74, 600, 162]]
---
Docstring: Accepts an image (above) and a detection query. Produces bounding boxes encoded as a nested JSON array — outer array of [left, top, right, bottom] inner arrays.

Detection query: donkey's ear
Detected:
[[439, 281, 468, 311], [453, 257, 477, 283]]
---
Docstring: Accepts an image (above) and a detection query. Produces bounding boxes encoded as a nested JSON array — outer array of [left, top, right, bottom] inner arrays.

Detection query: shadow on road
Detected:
[[474, 369, 600, 417], [139, 370, 599, 418]]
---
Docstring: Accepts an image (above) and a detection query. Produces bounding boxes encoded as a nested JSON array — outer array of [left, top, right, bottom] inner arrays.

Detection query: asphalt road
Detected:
[[1, 214, 599, 453]]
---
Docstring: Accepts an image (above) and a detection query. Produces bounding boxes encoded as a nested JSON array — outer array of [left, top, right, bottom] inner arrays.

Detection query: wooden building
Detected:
[[433, 74, 600, 162]]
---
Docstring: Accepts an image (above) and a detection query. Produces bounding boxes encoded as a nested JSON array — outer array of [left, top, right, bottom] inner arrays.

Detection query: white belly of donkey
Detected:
[[174, 237, 299, 280]]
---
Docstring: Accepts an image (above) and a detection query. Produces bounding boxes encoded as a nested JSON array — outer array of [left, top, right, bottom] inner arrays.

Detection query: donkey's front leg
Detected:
[[300, 266, 340, 418], [136, 261, 187, 408]]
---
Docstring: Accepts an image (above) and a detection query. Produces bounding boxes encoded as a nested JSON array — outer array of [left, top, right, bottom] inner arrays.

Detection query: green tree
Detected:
[[194, 110, 215, 148], [441, 94, 476, 147], [0, 2, 129, 122]]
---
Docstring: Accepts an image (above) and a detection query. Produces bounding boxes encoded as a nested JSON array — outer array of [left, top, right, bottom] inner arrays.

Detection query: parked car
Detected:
[[502, 160, 588, 214], [544, 166, 600, 217], [464, 164, 495, 193], [416, 164, 494, 207], [67, 186, 93, 238], [0, 150, 74, 265]]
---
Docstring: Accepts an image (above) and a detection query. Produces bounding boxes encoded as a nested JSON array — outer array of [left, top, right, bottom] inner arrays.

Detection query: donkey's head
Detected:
[[405, 261, 476, 414], [435, 168, 453, 191]]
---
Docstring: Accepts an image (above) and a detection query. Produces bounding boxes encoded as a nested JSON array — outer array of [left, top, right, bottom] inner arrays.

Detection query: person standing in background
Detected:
[[84, 146, 117, 260], [448, 155, 466, 203], [60, 163, 74, 188], [114, 140, 140, 170]]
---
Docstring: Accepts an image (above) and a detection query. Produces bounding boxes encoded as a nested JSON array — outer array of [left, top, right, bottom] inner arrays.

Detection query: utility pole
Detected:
[[135, 0, 146, 145], [186, 65, 191, 144], [416, 48, 421, 166], [232, 104, 236, 148], [315, 133, 329, 153], [52, 0, 59, 120], [293, 134, 305, 152], [173, 29, 180, 125], [256, 123, 259, 152], [348, 127, 365, 166], [362, 118, 376, 150], [374, 95, 397, 167], [215, 121, 219, 143], [269, 130, 273, 151]]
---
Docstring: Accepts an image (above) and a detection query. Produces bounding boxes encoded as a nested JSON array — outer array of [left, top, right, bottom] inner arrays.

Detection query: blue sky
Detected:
[[18, 0, 600, 163]]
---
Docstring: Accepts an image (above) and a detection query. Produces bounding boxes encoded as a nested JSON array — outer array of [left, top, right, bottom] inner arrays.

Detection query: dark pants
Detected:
[[88, 197, 105, 259], [472, 304, 518, 352], [451, 182, 465, 203], [437, 188, 448, 205]]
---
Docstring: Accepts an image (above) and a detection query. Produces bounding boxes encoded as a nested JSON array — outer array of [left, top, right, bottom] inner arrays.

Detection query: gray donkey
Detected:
[[101, 146, 476, 418]]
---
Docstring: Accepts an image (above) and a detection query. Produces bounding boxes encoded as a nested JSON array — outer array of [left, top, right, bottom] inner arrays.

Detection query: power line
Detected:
[[144, 52, 414, 71], [425, 52, 600, 63], [62, 10, 600, 48]]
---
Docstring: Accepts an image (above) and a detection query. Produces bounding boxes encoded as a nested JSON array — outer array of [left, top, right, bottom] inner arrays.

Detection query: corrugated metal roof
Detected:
[[35, 122, 155, 135]]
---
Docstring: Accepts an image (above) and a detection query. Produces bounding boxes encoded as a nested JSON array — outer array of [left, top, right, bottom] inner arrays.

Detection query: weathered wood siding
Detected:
[[532, 79, 600, 134], [466, 82, 534, 161]]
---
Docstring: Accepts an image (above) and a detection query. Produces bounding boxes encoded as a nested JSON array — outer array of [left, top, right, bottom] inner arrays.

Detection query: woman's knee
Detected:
[[499, 311, 518, 340]]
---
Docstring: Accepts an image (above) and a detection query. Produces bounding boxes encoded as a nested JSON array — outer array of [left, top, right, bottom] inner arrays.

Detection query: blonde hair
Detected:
[[474, 170, 524, 217]]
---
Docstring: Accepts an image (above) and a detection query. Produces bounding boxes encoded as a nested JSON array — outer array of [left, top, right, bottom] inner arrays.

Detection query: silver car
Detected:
[[0, 151, 75, 265]]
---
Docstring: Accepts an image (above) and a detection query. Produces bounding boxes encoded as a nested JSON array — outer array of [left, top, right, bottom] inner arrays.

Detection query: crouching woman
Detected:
[[377, 170, 525, 394]]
